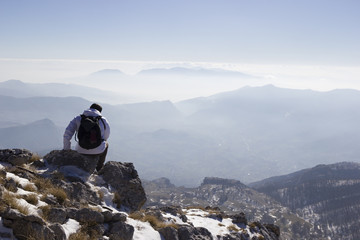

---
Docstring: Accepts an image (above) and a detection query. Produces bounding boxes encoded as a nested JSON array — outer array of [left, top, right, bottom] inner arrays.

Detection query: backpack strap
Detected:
[[99, 116, 106, 130], [74, 114, 85, 143]]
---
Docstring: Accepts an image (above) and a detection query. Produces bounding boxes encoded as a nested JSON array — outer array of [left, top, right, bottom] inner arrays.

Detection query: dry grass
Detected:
[[227, 224, 240, 232], [22, 193, 39, 205], [68, 222, 101, 240], [129, 211, 179, 230], [112, 192, 122, 208], [128, 210, 145, 220], [2, 191, 30, 215], [69, 231, 89, 240], [185, 206, 206, 211], [30, 153, 41, 163], [33, 177, 53, 191], [33, 176, 68, 205], [68, 231, 90, 240], [48, 187, 67, 205], [39, 205, 51, 221], [23, 183, 37, 192]]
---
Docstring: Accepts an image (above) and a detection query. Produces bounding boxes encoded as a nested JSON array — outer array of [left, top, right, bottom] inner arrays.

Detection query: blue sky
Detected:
[[1, 0, 359, 64], [0, 0, 360, 100]]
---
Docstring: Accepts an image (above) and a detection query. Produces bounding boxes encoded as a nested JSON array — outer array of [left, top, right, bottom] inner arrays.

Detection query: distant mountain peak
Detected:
[[137, 67, 251, 78], [201, 177, 246, 187], [90, 69, 125, 76], [0, 79, 26, 87]]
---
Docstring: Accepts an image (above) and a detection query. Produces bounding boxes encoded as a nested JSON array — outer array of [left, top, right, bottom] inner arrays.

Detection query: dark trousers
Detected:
[[96, 143, 109, 171]]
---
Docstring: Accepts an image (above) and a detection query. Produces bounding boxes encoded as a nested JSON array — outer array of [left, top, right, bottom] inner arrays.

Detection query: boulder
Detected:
[[98, 161, 146, 212], [1, 208, 55, 240], [230, 212, 248, 225], [159, 226, 179, 240], [177, 225, 213, 240], [108, 221, 134, 240], [74, 208, 104, 223], [65, 181, 102, 205], [44, 150, 98, 173], [47, 207, 67, 224], [49, 223, 67, 240], [0, 149, 33, 166]]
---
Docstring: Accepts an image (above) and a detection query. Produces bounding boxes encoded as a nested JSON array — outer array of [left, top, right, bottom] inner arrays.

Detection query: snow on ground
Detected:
[[184, 208, 233, 237], [62, 219, 81, 239], [6, 172, 33, 188], [126, 218, 162, 240]]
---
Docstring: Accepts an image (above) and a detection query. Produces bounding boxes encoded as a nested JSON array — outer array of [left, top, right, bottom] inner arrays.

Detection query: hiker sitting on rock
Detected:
[[63, 103, 110, 171]]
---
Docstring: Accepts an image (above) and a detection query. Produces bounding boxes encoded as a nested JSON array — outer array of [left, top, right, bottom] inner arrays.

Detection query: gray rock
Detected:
[[49, 223, 67, 240], [4, 178, 18, 192], [159, 226, 179, 240], [0, 149, 33, 166], [160, 205, 182, 216], [65, 181, 102, 205], [264, 224, 280, 238], [44, 150, 98, 173], [1, 208, 55, 240], [47, 207, 67, 224], [66, 207, 78, 219], [42, 194, 59, 205], [12, 219, 55, 240], [108, 221, 134, 240], [178, 225, 213, 240], [231, 212, 248, 225], [74, 208, 104, 223], [112, 212, 127, 222], [98, 161, 146, 212], [102, 211, 113, 222]]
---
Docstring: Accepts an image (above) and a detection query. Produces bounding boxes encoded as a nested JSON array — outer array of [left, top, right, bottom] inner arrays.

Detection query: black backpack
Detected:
[[76, 115, 105, 149]]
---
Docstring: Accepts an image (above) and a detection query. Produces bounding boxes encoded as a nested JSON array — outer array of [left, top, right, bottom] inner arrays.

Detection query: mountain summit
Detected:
[[0, 148, 279, 240]]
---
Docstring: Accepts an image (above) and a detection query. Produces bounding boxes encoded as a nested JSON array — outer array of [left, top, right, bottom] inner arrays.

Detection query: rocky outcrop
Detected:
[[0, 148, 140, 240], [98, 161, 147, 212], [2, 208, 59, 240], [0, 149, 280, 240], [0, 149, 34, 166], [43, 150, 147, 212], [43, 150, 98, 173]]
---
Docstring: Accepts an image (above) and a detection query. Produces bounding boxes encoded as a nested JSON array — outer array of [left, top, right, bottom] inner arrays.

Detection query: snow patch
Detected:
[[62, 219, 81, 239], [127, 218, 162, 240]]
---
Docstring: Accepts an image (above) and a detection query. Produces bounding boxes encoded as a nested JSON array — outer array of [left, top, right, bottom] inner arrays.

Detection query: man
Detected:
[[63, 103, 110, 171]]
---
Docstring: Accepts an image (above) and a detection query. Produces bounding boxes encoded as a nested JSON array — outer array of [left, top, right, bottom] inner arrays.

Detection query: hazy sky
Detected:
[[0, 0, 360, 100]]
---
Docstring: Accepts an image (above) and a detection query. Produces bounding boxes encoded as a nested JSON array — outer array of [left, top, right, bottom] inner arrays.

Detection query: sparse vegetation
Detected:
[[2, 191, 30, 215], [68, 222, 101, 240], [39, 205, 51, 221], [33, 177, 53, 191], [185, 206, 206, 211], [129, 210, 179, 230], [48, 187, 67, 205], [227, 224, 239, 232], [129, 210, 145, 220], [23, 183, 37, 192], [33, 176, 68, 205], [22, 193, 39, 205], [29, 153, 41, 163], [112, 192, 122, 208], [68, 231, 89, 240]]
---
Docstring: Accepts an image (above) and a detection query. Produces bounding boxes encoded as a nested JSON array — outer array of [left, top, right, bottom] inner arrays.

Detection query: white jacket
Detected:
[[63, 108, 110, 154]]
